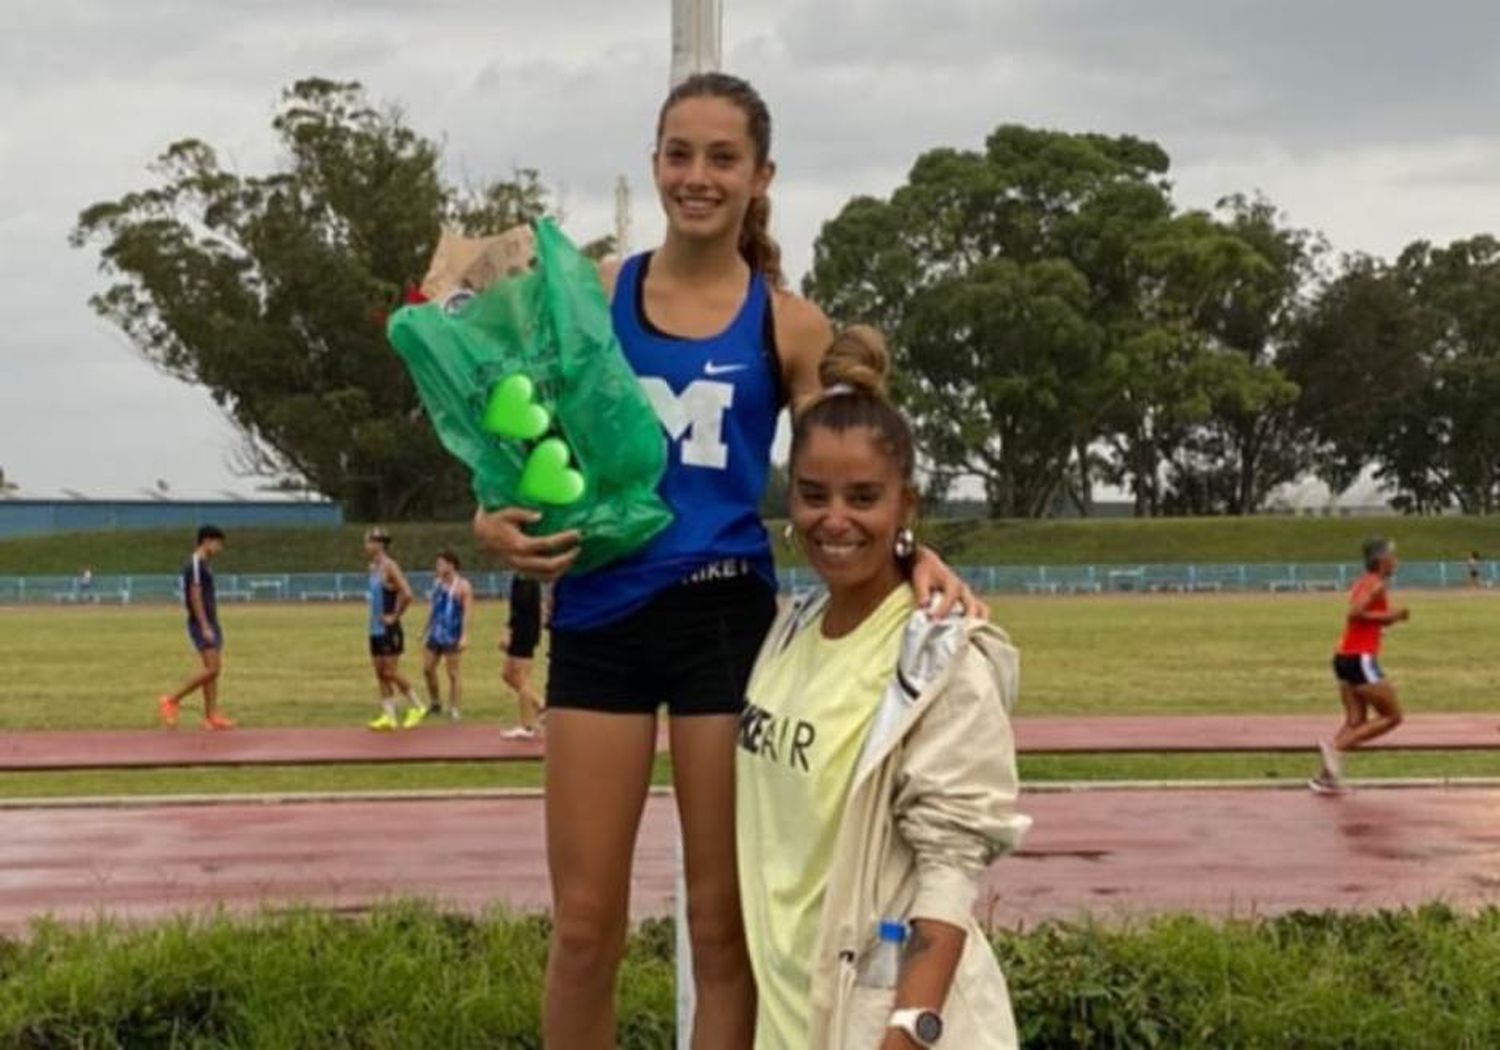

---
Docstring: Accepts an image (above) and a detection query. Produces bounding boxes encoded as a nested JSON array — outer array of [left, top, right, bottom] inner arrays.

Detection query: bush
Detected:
[[995, 905, 1500, 1049], [0, 904, 1495, 1048]]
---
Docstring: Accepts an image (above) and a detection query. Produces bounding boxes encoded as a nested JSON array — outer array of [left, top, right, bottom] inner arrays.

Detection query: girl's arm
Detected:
[[459, 580, 475, 649], [772, 290, 835, 413]]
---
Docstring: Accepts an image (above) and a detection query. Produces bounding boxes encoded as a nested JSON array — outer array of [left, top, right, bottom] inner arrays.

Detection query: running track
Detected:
[[3, 786, 1497, 935], [4, 713, 1497, 770]]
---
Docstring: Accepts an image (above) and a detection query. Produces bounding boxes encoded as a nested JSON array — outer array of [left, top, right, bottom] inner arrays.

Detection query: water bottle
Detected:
[[855, 920, 906, 988]]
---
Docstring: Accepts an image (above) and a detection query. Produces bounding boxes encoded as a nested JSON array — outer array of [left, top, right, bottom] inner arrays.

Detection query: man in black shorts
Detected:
[[499, 574, 546, 740], [158, 525, 235, 730]]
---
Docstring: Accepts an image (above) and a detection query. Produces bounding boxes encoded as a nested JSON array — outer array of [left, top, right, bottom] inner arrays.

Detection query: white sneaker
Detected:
[[1308, 774, 1346, 796], [448, 708, 461, 722], [1317, 739, 1343, 780], [500, 726, 538, 741]]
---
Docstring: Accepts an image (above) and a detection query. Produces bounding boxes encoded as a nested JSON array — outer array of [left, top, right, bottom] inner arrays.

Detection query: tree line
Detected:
[[73, 81, 1500, 519], [806, 125, 1500, 517]]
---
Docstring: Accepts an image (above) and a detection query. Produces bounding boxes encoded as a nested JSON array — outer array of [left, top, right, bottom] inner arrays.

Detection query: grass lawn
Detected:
[[3, 750, 1498, 801], [2, 590, 1496, 797], [5, 513, 1500, 573], [4, 589, 1497, 731]]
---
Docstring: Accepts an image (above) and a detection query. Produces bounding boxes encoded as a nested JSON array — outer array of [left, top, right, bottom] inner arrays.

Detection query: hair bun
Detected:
[[818, 325, 890, 398]]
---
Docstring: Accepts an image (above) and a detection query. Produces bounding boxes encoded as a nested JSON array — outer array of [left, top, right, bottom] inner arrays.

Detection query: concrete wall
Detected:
[[0, 500, 343, 538]]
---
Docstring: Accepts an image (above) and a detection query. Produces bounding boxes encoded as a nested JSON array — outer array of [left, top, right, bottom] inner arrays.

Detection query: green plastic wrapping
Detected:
[[387, 219, 673, 573]]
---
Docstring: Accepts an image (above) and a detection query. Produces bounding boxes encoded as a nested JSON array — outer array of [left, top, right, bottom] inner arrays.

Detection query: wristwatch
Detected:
[[888, 1007, 943, 1046]]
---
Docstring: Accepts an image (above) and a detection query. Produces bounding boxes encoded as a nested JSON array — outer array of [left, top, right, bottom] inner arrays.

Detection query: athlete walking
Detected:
[[422, 550, 473, 721], [158, 525, 235, 730], [1312, 536, 1410, 794]]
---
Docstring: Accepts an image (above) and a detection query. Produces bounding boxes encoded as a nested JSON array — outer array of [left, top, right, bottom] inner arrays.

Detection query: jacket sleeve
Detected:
[[893, 634, 1030, 930]]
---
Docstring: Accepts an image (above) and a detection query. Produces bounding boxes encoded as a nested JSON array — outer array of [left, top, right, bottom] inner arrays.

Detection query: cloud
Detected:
[[3, 0, 1499, 495]]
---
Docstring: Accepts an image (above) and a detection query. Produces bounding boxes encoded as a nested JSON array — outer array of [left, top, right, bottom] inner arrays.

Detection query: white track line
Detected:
[[5, 778, 1500, 810]]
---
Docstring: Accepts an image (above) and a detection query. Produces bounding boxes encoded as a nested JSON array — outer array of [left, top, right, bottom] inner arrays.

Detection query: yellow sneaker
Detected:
[[401, 705, 427, 729], [368, 712, 398, 732]]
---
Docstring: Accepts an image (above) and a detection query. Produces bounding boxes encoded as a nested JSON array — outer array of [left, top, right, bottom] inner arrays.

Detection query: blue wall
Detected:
[[0, 500, 343, 538]]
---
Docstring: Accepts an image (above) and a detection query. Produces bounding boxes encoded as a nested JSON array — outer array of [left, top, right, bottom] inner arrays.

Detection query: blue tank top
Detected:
[[552, 253, 780, 630], [428, 579, 464, 647], [368, 564, 397, 637]]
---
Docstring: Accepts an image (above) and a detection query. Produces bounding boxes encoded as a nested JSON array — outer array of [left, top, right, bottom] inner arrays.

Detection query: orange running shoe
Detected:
[[202, 712, 237, 731], [158, 695, 180, 728]]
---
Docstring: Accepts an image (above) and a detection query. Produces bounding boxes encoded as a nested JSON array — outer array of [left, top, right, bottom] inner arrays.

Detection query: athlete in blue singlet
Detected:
[[421, 549, 474, 720], [471, 74, 982, 1048], [363, 527, 423, 731]]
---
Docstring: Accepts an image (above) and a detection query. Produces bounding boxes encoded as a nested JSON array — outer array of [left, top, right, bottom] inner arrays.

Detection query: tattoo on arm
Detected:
[[901, 924, 935, 971]]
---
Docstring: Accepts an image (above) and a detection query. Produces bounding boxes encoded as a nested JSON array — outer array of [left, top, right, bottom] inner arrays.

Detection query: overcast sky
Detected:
[[3, 0, 1497, 499]]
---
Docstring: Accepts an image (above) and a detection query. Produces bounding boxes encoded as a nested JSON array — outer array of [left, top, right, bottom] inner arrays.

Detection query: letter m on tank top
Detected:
[[639, 378, 736, 470]]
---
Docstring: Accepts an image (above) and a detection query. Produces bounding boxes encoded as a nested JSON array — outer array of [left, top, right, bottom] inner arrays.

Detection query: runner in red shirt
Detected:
[[1312, 536, 1410, 794]]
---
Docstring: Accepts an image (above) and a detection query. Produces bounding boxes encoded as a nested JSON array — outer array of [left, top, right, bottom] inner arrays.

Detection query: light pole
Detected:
[[670, 0, 722, 87], [670, 6, 723, 1038]]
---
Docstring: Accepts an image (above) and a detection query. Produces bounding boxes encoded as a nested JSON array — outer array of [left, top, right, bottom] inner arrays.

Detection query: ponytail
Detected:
[[740, 195, 785, 289]]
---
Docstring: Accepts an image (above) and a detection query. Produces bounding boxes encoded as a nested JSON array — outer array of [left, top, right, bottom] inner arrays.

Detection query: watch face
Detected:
[[916, 1011, 943, 1042]]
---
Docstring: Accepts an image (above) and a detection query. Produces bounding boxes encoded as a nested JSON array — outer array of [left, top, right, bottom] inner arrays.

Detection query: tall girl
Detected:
[[474, 74, 980, 1048]]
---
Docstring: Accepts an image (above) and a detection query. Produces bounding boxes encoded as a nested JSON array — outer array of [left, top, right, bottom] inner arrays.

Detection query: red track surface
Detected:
[[3, 787, 1497, 935], [5, 713, 1497, 771]]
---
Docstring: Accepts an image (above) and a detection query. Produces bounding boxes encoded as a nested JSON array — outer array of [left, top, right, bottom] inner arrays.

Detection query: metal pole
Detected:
[[670, 0, 723, 87], [672, 3, 719, 1043], [675, 826, 695, 1049]]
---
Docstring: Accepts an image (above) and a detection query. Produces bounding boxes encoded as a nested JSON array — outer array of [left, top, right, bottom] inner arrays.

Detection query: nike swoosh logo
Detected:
[[704, 360, 748, 376]]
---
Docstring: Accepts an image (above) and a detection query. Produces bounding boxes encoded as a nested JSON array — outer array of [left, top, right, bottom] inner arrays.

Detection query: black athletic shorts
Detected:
[[370, 624, 405, 658], [1333, 653, 1384, 686], [547, 570, 778, 716], [507, 577, 543, 660]]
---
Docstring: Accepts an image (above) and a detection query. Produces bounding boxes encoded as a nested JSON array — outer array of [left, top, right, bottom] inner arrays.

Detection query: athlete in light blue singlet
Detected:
[[422, 550, 473, 720]]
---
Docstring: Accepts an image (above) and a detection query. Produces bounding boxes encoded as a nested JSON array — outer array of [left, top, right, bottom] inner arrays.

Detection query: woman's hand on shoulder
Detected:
[[772, 291, 834, 412], [473, 507, 581, 581], [912, 547, 990, 621]]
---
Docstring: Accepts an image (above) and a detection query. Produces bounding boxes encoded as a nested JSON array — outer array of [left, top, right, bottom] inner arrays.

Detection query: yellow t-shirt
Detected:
[[736, 584, 916, 1050]]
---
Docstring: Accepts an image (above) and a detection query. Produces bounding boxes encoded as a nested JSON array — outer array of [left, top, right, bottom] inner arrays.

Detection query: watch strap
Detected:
[[887, 1007, 941, 1047]]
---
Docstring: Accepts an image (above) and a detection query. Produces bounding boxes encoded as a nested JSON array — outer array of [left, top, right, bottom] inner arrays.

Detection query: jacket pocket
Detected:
[[843, 985, 895, 1050]]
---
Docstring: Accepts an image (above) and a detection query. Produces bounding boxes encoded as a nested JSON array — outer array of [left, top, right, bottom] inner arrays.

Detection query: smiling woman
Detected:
[[788, 326, 918, 635], [741, 323, 1027, 1050]]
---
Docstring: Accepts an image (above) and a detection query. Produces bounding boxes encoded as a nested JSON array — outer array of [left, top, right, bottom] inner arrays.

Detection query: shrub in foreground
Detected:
[[0, 904, 1495, 1048]]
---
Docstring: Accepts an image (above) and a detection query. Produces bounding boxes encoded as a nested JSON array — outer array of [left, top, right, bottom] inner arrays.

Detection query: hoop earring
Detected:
[[894, 526, 915, 560], [782, 522, 801, 552]]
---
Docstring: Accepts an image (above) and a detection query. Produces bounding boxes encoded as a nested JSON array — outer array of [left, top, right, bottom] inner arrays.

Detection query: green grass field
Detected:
[[2, 590, 1498, 797], [4, 589, 1497, 731], [4, 513, 1500, 573]]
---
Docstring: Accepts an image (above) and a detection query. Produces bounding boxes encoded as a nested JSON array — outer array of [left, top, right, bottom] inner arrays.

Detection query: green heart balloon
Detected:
[[519, 437, 586, 506], [482, 374, 550, 441]]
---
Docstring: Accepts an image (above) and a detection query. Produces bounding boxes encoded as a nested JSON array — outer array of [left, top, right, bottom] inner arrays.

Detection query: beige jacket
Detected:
[[750, 591, 1030, 1050]]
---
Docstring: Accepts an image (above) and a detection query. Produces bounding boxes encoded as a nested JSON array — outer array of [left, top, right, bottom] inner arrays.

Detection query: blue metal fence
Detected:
[[2, 561, 1493, 606]]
